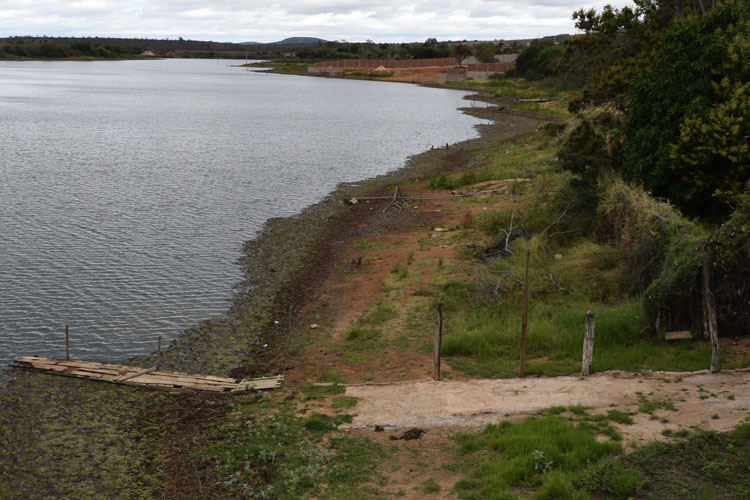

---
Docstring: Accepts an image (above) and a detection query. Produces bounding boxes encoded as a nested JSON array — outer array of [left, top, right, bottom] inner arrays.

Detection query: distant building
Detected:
[[140, 50, 156, 57]]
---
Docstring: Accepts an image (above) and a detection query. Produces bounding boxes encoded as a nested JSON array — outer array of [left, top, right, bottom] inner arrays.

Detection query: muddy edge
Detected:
[[0, 94, 555, 497]]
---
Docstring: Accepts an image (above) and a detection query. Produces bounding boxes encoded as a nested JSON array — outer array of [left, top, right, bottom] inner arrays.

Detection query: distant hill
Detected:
[[274, 37, 327, 45], [239, 37, 327, 46]]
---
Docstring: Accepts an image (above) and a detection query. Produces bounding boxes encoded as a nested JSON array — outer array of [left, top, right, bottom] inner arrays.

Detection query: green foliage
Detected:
[[511, 40, 564, 80], [428, 172, 453, 190], [623, 0, 750, 216], [474, 42, 497, 63], [558, 119, 609, 175], [710, 192, 750, 336], [453, 43, 473, 66], [206, 392, 382, 499], [607, 410, 634, 425], [597, 174, 707, 331], [578, 426, 750, 499], [454, 416, 620, 499]]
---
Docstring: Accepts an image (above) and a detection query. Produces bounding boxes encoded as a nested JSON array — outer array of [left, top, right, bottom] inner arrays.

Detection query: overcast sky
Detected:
[[1, 0, 633, 43]]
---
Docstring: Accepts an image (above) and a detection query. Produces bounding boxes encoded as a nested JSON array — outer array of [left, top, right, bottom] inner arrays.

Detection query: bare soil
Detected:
[[342, 369, 750, 447]]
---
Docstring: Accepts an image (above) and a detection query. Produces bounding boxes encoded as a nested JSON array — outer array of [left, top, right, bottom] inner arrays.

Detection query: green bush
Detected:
[[597, 174, 707, 332], [710, 193, 750, 336]]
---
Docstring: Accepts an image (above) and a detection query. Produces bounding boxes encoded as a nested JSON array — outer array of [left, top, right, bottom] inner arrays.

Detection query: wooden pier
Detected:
[[13, 356, 282, 393]]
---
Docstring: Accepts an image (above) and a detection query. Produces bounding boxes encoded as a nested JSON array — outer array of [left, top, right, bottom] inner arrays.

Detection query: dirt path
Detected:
[[343, 369, 750, 446]]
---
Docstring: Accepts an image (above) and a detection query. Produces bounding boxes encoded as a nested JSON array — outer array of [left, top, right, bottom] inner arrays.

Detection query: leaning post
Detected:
[[582, 311, 595, 376], [434, 303, 443, 381], [65, 324, 70, 361]]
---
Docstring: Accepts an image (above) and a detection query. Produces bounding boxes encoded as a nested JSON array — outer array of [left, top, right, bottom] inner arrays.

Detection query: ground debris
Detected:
[[389, 428, 426, 441]]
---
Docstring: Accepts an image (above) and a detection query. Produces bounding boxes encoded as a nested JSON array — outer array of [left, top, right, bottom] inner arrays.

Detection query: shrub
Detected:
[[597, 174, 707, 332], [710, 193, 750, 336]]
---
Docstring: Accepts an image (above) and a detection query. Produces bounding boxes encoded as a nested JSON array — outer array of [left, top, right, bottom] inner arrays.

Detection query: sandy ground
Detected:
[[342, 369, 750, 445]]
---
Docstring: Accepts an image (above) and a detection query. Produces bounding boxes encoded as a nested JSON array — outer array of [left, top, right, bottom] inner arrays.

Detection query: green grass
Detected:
[[452, 415, 750, 500], [244, 60, 310, 74], [203, 390, 383, 500], [607, 410, 635, 425], [578, 424, 750, 499], [453, 416, 621, 499]]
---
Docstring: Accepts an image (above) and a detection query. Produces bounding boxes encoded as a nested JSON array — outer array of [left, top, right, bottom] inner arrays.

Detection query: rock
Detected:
[[310, 324, 319, 329], [554, 253, 563, 260], [431, 234, 438, 239]]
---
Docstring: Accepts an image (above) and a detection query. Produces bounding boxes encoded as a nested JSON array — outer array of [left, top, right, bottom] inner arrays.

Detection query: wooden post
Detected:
[[519, 249, 531, 378], [65, 324, 70, 361], [582, 311, 595, 376], [701, 247, 720, 373], [434, 303, 443, 381], [157, 336, 162, 371]]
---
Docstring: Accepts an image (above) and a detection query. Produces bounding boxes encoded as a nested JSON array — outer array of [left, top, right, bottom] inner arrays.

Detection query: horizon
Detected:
[[0, 33, 571, 45], [1, 0, 632, 44]]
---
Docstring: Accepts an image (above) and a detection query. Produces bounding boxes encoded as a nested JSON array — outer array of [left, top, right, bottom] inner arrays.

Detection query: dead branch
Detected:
[[540, 202, 574, 237], [498, 210, 517, 254], [549, 273, 575, 295]]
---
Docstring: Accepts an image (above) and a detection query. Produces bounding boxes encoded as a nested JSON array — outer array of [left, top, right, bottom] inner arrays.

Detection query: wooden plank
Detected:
[[665, 330, 693, 341], [57, 360, 105, 369], [13, 356, 282, 392], [115, 367, 157, 383]]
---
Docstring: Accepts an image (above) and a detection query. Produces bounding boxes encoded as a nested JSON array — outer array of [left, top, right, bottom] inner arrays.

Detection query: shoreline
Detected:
[[0, 85, 553, 498], [130, 91, 547, 378]]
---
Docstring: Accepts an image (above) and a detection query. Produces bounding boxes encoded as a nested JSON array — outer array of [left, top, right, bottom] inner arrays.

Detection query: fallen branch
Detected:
[[549, 273, 575, 295], [540, 202, 574, 237]]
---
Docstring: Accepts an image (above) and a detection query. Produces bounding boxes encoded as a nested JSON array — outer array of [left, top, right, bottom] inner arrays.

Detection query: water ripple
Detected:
[[0, 59, 481, 375]]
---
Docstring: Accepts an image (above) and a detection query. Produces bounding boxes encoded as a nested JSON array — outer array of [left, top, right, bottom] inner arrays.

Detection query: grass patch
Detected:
[[578, 426, 750, 499], [203, 390, 383, 499], [331, 396, 359, 410], [607, 410, 635, 425], [453, 416, 621, 499]]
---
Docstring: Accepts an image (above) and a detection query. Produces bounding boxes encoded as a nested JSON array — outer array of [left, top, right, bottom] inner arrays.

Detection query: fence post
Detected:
[[702, 247, 720, 373], [582, 311, 595, 376], [434, 303, 443, 381], [157, 336, 162, 371], [519, 249, 531, 378], [65, 324, 70, 360]]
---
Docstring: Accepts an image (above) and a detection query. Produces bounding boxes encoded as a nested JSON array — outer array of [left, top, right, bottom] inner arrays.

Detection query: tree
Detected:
[[512, 40, 563, 79], [623, 0, 750, 216], [453, 44, 472, 67], [474, 42, 497, 63]]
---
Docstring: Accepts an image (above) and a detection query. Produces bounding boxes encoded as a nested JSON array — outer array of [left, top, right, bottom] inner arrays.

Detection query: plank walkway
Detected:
[[13, 356, 282, 393]]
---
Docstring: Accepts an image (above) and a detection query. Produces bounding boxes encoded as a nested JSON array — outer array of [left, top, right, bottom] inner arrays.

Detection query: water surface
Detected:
[[0, 59, 480, 371]]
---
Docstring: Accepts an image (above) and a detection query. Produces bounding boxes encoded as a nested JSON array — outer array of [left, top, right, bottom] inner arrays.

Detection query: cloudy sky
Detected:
[[1, 0, 632, 43]]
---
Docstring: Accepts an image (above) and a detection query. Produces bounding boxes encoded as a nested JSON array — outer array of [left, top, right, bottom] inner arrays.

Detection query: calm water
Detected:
[[0, 58, 480, 371]]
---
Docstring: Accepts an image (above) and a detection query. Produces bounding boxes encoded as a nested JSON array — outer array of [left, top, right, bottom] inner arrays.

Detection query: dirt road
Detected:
[[343, 369, 750, 445]]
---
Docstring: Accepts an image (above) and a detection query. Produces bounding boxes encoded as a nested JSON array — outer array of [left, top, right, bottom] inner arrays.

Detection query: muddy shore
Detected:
[[0, 91, 552, 498]]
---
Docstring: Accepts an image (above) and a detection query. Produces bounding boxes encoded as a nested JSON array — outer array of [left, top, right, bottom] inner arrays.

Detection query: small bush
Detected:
[[429, 173, 454, 190], [606, 410, 634, 425]]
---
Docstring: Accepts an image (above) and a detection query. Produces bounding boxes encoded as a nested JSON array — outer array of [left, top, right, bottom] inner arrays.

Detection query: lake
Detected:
[[0, 58, 480, 373]]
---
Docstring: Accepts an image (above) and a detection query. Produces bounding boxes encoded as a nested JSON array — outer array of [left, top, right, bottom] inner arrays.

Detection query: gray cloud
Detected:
[[0, 0, 632, 42]]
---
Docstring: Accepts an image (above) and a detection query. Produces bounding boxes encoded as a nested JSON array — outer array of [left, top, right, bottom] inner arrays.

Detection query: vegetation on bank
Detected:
[[0, 39, 145, 60], [2, 2, 749, 499]]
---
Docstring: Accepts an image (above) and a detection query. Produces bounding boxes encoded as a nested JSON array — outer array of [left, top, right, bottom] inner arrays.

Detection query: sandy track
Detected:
[[342, 370, 750, 444]]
